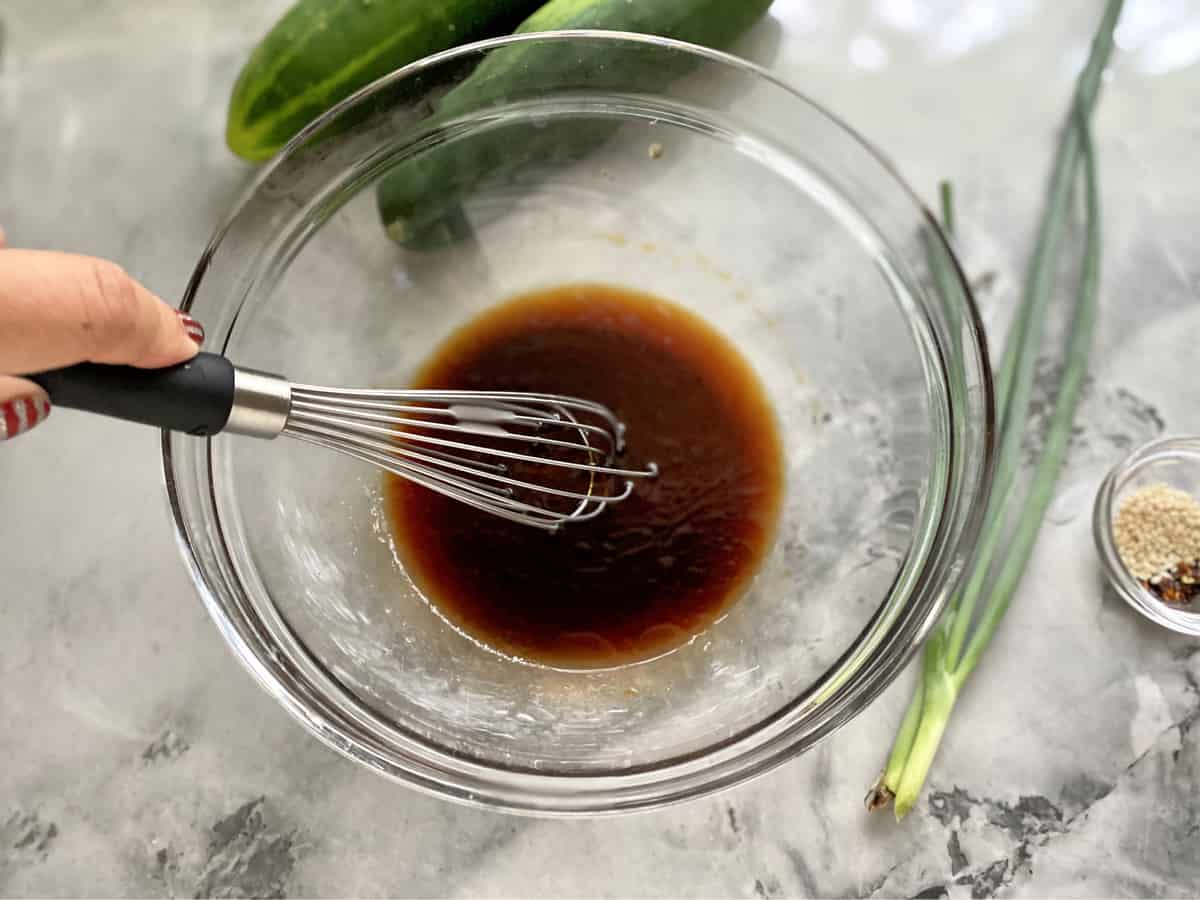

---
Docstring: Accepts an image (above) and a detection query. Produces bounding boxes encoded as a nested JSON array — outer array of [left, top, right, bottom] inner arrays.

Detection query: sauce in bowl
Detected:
[[386, 283, 783, 667]]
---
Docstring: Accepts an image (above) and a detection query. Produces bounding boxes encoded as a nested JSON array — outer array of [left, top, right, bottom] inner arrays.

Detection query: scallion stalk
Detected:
[[939, 181, 956, 239], [868, 0, 1119, 819]]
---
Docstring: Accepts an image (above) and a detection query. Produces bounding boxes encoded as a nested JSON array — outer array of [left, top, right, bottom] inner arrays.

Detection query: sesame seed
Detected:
[[1113, 483, 1200, 582]]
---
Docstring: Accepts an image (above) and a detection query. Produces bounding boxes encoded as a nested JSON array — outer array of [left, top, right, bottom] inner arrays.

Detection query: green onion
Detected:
[[939, 180, 956, 240], [867, 0, 1119, 820]]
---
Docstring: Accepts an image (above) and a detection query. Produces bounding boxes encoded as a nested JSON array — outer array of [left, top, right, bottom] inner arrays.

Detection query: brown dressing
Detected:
[[385, 283, 784, 667]]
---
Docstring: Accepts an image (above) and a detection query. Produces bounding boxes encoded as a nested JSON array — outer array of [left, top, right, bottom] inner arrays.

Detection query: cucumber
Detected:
[[376, 0, 775, 247], [226, 0, 544, 162]]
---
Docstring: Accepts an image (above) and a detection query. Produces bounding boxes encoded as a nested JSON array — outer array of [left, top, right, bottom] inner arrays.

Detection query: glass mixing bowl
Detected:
[[165, 32, 994, 813]]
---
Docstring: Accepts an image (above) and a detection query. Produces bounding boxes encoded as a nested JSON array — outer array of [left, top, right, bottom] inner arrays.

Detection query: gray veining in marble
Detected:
[[2, 0, 1199, 896]]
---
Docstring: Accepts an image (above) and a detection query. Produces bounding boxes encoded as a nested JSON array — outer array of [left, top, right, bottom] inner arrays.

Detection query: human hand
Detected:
[[0, 227, 205, 441]]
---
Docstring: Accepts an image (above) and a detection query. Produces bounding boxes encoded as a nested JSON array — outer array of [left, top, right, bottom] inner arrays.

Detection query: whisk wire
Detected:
[[282, 384, 655, 530], [287, 426, 589, 527], [286, 417, 628, 504], [289, 399, 618, 460], [293, 384, 628, 440]]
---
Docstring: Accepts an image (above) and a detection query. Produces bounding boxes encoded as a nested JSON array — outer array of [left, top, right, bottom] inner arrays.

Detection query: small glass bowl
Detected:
[[1093, 436, 1200, 636]]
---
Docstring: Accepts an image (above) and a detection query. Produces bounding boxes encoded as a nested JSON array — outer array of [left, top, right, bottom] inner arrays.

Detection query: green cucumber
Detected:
[[376, 0, 775, 247], [226, 0, 544, 162]]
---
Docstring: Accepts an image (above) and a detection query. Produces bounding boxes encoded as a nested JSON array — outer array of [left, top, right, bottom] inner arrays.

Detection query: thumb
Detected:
[[0, 250, 204, 375]]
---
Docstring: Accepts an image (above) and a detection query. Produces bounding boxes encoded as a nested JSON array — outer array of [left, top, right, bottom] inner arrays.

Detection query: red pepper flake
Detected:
[[1144, 559, 1200, 606]]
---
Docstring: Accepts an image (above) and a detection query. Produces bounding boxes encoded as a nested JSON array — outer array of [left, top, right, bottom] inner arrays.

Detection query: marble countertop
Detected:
[[3, 1, 1199, 896]]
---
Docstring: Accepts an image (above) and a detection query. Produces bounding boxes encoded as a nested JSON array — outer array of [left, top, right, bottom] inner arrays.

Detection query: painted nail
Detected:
[[0, 395, 51, 442], [177, 310, 205, 346]]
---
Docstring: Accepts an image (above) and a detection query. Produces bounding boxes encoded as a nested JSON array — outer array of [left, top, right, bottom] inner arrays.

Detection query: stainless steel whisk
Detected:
[[30, 352, 658, 530]]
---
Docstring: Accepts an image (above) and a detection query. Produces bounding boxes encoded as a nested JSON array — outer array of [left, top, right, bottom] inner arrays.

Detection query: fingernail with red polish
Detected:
[[178, 310, 205, 346], [0, 395, 51, 442]]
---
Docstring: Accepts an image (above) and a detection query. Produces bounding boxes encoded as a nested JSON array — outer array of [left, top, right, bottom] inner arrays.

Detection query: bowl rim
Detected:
[[1092, 435, 1200, 636], [163, 29, 996, 813]]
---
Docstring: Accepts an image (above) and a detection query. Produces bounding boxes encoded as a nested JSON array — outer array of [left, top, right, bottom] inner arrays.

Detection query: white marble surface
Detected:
[[2, 1, 1199, 896]]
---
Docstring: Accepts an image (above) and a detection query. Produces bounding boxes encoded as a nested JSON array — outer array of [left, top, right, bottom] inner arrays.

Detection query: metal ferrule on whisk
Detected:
[[223, 368, 292, 438]]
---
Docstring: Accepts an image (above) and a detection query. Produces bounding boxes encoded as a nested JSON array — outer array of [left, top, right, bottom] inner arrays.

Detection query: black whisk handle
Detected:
[[28, 352, 237, 436]]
